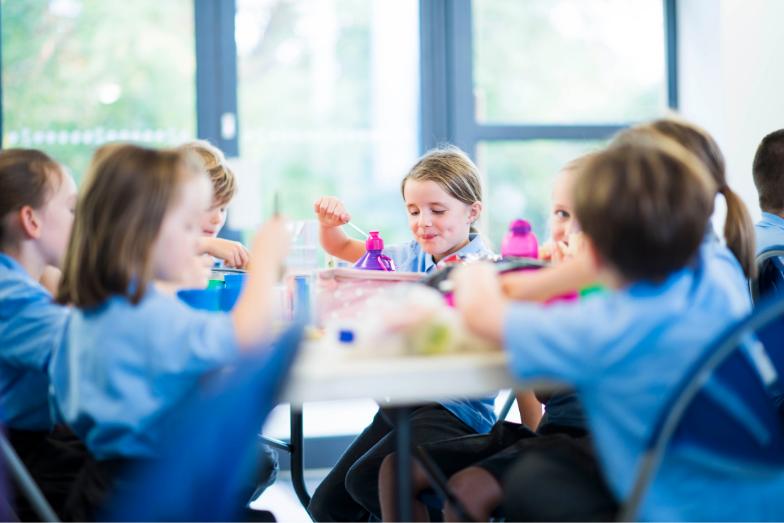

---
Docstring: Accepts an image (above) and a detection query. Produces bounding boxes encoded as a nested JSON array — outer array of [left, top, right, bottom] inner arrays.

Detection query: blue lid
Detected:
[[338, 329, 355, 343]]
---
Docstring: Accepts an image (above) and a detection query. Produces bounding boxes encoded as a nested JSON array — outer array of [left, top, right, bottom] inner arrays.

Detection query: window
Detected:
[[478, 140, 605, 241], [473, 0, 668, 124], [1, 0, 196, 182], [232, 0, 419, 244], [422, 0, 675, 247]]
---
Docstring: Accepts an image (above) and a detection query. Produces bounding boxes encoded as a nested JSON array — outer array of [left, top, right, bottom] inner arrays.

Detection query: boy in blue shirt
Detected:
[[753, 129, 784, 254], [452, 137, 779, 520]]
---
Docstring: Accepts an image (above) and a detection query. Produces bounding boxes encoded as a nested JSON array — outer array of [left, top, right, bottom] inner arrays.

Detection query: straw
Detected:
[[344, 221, 368, 238]]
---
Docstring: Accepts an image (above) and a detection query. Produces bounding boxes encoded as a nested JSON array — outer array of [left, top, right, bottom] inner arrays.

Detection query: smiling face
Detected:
[[403, 179, 481, 262], [549, 168, 578, 244]]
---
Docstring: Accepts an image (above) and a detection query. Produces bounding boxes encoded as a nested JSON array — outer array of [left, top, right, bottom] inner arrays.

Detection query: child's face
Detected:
[[153, 175, 212, 282], [201, 199, 227, 237], [37, 169, 77, 268], [549, 169, 578, 244], [403, 179, 479, 262]]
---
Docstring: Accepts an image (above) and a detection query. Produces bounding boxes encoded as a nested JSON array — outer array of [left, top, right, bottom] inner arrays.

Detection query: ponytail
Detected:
[[720, 185, 756, 279]]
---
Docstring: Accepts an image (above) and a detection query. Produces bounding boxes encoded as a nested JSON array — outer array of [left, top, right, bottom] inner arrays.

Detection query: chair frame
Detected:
[[0, 431, 59, 522], [750, 246, 784, 303], [619, 296, 784, 521]]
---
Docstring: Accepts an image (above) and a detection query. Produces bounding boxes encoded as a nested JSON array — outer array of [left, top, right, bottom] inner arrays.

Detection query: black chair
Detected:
[[0, 431, 60, 522], [619, 295, 784, 521], [750, 245, 784, 304]]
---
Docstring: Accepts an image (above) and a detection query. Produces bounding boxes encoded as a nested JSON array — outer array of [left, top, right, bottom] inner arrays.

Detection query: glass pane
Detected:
[[477, 140, 605, 249], [473, 0, 667, 124], [235, 0, 419, 244], [2, 0, 196, 182]]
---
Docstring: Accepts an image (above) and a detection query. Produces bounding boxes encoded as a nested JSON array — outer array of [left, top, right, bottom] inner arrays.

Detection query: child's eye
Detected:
[[554, 210, 570, 220], [408, 210, 420, 216], [432, 210, 446, 215]]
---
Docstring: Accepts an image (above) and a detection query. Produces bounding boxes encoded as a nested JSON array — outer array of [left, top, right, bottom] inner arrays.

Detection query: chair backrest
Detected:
[[750, 246, 784, 304], [106, 323, 305, 521], [620, 295, 784, 521]]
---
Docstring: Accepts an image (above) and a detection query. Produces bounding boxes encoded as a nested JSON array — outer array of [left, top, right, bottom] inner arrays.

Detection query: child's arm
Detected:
[[199, 237, 250, 269], [452, 262, 507, 345], [314, 196, 365, 263], [500, 251, 597, 302], [515, 390, 543, 430], [231, 217, 290, 350]]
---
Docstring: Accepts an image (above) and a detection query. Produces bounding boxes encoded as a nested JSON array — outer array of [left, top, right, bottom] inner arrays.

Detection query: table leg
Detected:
[[289, 404, 313, 519], [394, 406, 413, 521]]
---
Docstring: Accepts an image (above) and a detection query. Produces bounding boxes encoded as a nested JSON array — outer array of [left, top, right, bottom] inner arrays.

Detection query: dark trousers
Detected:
[[501, 435, 618, 521], [63, 442, 279, 522], [7, 428, 88, 521], [307, 404, 476, 522]]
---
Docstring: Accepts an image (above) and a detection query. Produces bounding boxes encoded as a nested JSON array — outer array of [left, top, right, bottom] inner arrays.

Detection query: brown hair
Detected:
[[57, 144, 196, 308], [0, 149, 63, 248], [574, 137, 716, 282], [752, 128, 784, 215], [624, 117, 756, 279], [401, 146, 483, 230], [179, 140, 236, 207]]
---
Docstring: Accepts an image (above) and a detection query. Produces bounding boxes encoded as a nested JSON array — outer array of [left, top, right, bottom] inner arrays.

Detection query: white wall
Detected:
[[678, 0, 784, 223]]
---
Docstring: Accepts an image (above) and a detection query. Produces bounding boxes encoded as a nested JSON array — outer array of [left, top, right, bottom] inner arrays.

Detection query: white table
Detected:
[[279, 339, 530, 521]]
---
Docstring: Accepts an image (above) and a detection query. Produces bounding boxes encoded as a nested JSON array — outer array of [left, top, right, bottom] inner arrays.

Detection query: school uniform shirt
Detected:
[[48, 285, 238, 460], [501, 246, 784, 520], [755, 211, 784, 255], [384, 233, 497, 434], [0, 253, 68, 431]]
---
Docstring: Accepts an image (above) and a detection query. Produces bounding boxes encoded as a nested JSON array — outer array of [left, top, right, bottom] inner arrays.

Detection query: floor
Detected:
[[250, 470, 326, 522]]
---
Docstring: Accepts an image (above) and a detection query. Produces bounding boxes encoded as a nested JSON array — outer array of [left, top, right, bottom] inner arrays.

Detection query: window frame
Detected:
[[418, 0, 678, 157]]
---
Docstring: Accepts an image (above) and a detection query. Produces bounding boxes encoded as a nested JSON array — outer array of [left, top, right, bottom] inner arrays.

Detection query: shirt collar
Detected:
[[0, 252, 29, 275], [761, 212, 784, 229], [423, 233, 489, 272]]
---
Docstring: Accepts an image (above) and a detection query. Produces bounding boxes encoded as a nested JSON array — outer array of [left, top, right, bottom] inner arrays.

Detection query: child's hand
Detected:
[[314, 196, 351, 228], [450, 262, 505, 344], [452, 262, 503, 311], [180, 254, 213, 289], [200, 237, 250, 269], [250, 216, 291, 268]]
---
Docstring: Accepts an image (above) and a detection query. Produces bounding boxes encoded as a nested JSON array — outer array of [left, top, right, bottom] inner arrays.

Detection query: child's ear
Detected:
[[468, 201, 483, 224], [18, 206, 42, 240]]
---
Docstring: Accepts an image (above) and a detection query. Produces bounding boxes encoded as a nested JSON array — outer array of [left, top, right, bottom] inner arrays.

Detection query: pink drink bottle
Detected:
[[354, 231, 396, 271], [501, 219, 538, 259]]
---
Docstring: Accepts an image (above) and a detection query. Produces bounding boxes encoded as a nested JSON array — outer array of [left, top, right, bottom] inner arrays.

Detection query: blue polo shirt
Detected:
[[501, 247, 784, 520], [49, 286, 238, 460], [755, 211, 784, 255], [385, 233, 498, 434], [0, 253, 68, 430]]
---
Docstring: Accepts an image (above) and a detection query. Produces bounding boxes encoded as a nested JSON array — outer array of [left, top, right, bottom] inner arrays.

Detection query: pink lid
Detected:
[[510, 219, 532, 234], [366, 231, 384, 251]]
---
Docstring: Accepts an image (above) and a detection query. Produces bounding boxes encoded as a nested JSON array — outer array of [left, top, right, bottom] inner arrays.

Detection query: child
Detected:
[[639, 117, 756, 281], [308, 146, 497, 521], [48, 143, 290, 519], [180, 140, 249, 269], [752, 128, 784, 254], [378, 154, 614, 522], [452, 137, 775, 520], [0, 148, 86, 519]]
